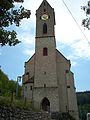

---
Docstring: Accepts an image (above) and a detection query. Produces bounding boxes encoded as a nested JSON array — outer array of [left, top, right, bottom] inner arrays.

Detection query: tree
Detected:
[[77, 91, 90, 120], [0, 69, 9, 95], [0, 69, 22, 97], [81, 1, 90, 29], [0, 0, 31, 46]]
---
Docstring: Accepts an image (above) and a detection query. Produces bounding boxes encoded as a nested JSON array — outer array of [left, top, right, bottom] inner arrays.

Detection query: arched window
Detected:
[[43, 47, 48, 56], [43, 23, 47, 34]]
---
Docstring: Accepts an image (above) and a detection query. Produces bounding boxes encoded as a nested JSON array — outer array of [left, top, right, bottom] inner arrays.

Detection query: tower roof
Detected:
[[37, 0, 53, 11]]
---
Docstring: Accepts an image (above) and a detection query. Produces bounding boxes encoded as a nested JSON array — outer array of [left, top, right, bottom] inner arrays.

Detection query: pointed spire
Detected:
[[37, 0, 53, 11]]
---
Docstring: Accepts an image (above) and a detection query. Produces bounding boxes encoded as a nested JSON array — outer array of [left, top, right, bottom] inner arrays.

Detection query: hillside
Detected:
[[77, 91, 90, 105], [77, 91, 90, 120]]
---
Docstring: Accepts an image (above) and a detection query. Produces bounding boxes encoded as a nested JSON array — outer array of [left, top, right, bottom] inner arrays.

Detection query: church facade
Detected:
[[22, 0, 79, 119]]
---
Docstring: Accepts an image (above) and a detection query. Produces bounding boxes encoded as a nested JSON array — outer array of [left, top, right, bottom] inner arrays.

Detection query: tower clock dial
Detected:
[[41, 14, 48, 20]]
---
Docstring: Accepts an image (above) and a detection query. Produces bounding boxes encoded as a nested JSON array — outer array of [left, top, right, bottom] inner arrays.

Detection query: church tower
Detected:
[[22, 0, 79, 119], [34, 0, 59, 111]]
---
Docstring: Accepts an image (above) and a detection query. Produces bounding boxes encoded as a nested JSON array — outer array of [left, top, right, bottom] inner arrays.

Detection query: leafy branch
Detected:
[[81, 1, 90, 29], [0, 0, 31, 46]]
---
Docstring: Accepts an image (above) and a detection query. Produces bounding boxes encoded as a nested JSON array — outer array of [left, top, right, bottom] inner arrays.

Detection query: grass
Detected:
[[0, 96, 32, 110]]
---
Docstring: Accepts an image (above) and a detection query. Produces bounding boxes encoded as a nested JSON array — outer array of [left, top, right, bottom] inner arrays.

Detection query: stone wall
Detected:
[[0, 105, 76, 120], [0, 106, 51, 120]]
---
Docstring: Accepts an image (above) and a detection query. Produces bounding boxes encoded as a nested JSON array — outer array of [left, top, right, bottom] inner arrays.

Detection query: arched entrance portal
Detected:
[[41, 97, 50, 112]]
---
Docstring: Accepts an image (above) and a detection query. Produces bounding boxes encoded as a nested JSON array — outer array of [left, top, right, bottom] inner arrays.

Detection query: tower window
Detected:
[[43, 23, 47, 34], [43, 47, 48, 56]]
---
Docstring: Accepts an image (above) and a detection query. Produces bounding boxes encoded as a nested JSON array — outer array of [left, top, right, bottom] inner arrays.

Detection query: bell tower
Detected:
[[34, 0, 59, 111], [36, 0, 56, 37]]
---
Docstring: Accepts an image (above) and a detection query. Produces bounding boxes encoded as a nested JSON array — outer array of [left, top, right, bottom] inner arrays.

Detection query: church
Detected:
[[22, 0, 79, 119]]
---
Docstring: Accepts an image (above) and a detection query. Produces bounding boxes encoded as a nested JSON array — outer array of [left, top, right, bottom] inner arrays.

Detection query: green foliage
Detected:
[[0, 69, 21, 97], [0, 96, 11, 106], [11, 98, 32, 109], [0, 0, 31, 46], [81, 1, 90, 29], [78, 104, 90, 120], [77, 91, 90, 120], [0, 69, 37, 111], [0, 28, 20, 46], [77, 91, 90, 105], [0, 96, 32, 110], [0, 69, 9, 95]]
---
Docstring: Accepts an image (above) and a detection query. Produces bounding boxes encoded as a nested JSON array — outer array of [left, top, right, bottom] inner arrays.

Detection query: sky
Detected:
[[0, 0, 90, 92]]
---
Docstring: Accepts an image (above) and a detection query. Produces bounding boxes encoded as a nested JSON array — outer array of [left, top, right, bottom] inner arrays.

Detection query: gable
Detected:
[[25, 54, 35, 76], [56, 49, 71, 68]]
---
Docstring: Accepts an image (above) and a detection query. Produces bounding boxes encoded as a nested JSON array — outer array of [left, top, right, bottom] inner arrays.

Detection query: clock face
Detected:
[[41, 14, 48, 20]]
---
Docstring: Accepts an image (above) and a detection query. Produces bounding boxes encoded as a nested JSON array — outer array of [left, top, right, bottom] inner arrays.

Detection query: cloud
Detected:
[[71, 39, 90, 59], [19, 34, 35, 46], [55, 10, 90, 60], [23, 49, 35, 56], [59, 38, 90, 67], [17, 32, 35, 56], [15, 0, 90, 62], [16, 18, 35, 57]]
